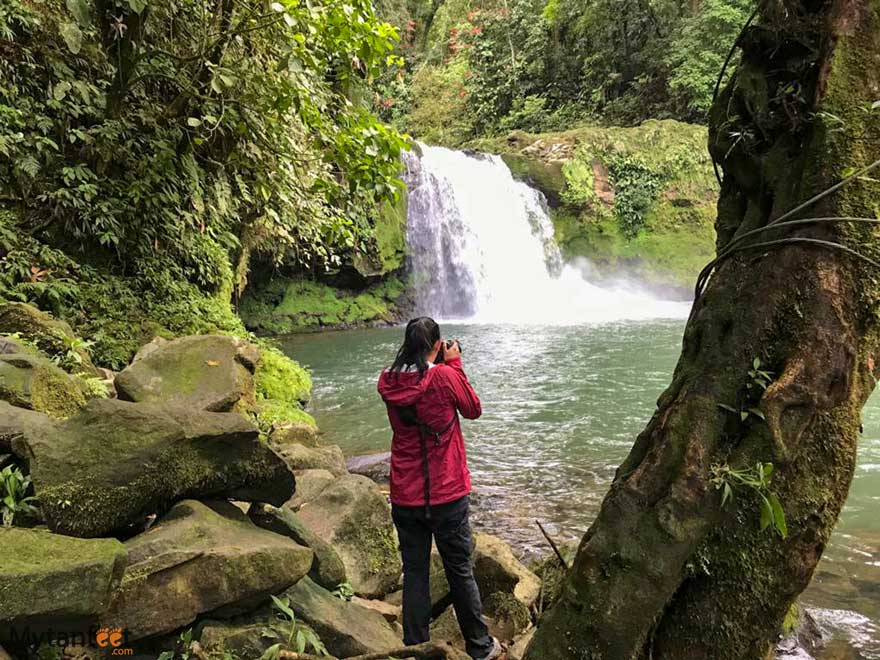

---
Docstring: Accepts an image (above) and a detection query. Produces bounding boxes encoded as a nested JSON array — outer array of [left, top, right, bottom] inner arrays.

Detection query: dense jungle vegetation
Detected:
[[374, 0, 753, 143], [0, 0, 408, 367], [0, 0, 752, 365]]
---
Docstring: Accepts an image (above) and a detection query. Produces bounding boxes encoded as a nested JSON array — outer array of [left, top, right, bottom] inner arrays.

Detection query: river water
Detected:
[[281, 321, 880, 658]]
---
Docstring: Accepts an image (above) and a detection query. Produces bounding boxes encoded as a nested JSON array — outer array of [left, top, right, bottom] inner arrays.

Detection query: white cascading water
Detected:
[[403, 143, 691, 324]]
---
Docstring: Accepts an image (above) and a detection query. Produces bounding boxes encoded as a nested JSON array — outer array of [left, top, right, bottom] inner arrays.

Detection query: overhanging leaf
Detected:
[[60, 22, 83, 55], [66, 0, 91, 27], [768, 492, 788, 538]]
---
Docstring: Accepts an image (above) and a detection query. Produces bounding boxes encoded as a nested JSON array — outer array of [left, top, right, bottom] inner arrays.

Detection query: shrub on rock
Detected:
[[0, 303, 98, 375], [14, 398, 294, 537], [104, 500, 313, 640], [0, 352, 89, 418]]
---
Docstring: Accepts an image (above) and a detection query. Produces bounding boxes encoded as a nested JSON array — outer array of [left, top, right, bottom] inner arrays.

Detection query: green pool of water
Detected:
[[281, 321, 880, 657]]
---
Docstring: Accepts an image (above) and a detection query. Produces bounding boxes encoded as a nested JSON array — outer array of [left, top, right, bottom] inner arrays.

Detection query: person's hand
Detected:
[[443, 339, 461, 361]]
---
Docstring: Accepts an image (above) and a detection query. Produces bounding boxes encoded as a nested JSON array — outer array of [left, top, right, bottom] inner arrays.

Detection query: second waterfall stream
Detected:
[[402, 143, 690, 324]]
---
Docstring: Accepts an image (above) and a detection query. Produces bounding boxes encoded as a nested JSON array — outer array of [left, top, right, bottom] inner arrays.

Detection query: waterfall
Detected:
[[402, 143, 690, 324]]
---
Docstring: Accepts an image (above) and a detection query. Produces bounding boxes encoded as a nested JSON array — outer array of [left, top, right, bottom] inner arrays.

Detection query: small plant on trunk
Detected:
[[710, 462, 788, 538]]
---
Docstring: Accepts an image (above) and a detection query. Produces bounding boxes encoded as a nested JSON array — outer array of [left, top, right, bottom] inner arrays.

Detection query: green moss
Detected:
[[374, 193, 408, 273], [241, 278, 407, 335], [0, 527, 127, 574], [483, 591, 532, 631], [251, 345, 315, 431], [501, 153, 568, 204], [30, 365, 88, 418], [255, 347, 312, 404], [258, 398, 317, 429], [337, 509, 398, 576]]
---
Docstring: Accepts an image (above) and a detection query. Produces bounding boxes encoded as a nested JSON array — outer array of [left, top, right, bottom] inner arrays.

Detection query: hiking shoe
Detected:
[[478, 637, 503, 660]]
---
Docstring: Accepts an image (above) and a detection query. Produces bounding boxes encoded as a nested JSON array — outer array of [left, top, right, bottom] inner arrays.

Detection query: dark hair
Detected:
[[390, 317, 441, 377]]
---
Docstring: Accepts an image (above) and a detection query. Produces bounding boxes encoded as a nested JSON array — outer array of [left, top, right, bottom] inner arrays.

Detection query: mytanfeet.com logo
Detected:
[[3, 625, 134, 656]]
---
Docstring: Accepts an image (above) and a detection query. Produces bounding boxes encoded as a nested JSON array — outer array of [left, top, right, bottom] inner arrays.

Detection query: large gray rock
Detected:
[[276, 443, 347, 476], [297, 474, 402, 598], [283, 469, 336, 510], [105, 500, 313, 640], [473, 534, 540, 638], [430, 606, 466, 651], [0, 352, 88, 418], [115, 335, 258, 412], [0, 528, 127, 637], [248, 503, 346, 590], [281, 577, 402, 657], [347, 451, 391, 485], [15, 398, 294, 537], [0, 401, 50, 455]]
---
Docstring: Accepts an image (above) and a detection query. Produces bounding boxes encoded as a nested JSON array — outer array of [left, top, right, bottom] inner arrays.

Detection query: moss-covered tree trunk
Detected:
[[524, 1, 880, 658]]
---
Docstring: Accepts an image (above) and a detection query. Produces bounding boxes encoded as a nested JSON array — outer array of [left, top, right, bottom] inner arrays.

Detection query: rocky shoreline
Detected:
[[0, 301, 860, 660], [0, 303, 545, 660]]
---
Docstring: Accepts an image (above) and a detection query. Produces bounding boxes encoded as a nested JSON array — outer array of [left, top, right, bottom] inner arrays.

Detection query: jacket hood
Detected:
[[378, 366, 440, 406]]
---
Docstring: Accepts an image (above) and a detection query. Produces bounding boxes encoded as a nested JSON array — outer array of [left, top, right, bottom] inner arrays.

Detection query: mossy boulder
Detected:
[[0, 302, 99, 375], [0, 352, 89, 418], [248, 503, 347, 590], [0, 528, 127, 640], [14, 398, 294, 537], [276, 442, 348, 477], [270, 421, 319, 448], [280, 576, 402, 657], [254, 346, 317, 432], [297, 474, 402, 598], [115, 335, 258, 412], [104, 500, 313, 640], [283, 468, 337, 510], [473, 533, 540, 636], [240, 278, 406, 334]]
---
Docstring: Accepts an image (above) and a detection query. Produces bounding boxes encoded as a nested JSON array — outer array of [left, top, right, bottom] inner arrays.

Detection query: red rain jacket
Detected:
[[378, 357, 482, 506]]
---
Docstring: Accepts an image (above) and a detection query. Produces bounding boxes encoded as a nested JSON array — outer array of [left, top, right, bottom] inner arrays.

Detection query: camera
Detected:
[[435, 339, 461, 363]]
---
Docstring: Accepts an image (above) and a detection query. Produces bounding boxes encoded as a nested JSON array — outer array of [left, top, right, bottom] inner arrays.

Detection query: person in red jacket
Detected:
[[378, 317, 501, 660]]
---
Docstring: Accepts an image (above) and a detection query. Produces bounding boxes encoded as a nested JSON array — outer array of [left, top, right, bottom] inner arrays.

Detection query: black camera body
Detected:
[[435, 339, 462, 363]]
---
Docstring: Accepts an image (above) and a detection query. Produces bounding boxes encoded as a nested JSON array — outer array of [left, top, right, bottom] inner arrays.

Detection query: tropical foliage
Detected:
[[375, 0, 754, 141], [0, 0, 409, 364]]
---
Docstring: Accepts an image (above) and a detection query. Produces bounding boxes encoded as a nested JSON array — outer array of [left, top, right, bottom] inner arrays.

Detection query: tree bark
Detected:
[[524, 0, 880, 658]]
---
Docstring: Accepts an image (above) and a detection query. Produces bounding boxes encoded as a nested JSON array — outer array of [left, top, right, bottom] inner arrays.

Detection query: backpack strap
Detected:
[[397, 406, 457, 519]]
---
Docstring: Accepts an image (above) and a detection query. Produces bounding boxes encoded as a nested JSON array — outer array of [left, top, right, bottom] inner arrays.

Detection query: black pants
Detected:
[[391, 496, 493, 659]]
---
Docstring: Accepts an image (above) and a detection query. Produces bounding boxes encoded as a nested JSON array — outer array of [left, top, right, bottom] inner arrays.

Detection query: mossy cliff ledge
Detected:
[[471, 119, 719, 296], [240, 277, 410, 335]]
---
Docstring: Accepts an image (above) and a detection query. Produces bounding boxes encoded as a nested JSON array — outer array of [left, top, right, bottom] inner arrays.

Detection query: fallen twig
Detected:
[[536, 519, 569, 570]]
